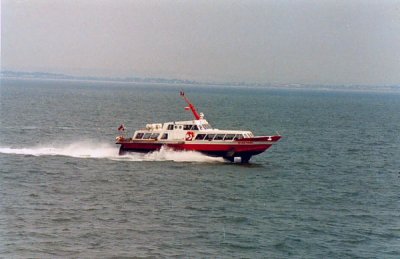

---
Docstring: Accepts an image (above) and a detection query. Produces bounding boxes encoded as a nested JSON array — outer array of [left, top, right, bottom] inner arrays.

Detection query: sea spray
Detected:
[[0, 142, 225, 163], [142, 146, 224, 163], [0, 142, 118, 159]]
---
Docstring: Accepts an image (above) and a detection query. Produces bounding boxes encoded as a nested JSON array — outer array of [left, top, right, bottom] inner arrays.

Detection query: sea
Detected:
[[0, 78, 399, 258]]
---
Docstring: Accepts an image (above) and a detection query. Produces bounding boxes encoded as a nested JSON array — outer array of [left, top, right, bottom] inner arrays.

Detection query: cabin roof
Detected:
[[163, 119, 209, 125]]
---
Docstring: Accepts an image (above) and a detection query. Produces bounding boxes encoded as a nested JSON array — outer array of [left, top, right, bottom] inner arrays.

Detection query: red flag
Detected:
[[118, 124, 125, 131]]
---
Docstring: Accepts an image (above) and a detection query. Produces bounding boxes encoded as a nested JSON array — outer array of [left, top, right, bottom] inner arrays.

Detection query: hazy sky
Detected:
[[2, 0, 400, 85]]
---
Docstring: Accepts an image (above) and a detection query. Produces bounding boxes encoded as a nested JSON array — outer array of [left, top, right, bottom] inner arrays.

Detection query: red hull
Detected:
[[117, 136, 281, 162]]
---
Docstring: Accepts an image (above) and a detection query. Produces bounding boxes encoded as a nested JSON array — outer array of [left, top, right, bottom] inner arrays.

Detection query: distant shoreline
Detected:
[[1, 71, 399, 93]]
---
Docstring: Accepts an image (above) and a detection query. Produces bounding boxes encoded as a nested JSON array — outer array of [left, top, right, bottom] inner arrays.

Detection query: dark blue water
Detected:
[[1, 78, 399, 257]]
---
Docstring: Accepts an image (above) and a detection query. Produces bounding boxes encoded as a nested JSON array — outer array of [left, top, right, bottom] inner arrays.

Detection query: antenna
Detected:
[[180, 91, 201, 120]]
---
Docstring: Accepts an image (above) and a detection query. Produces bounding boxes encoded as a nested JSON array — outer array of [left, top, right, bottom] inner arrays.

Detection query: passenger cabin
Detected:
[[131, 119, 254, 142]]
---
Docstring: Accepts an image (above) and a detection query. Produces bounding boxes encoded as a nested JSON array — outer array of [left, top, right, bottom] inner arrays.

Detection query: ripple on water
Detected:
[[1, 81, 399, 257]]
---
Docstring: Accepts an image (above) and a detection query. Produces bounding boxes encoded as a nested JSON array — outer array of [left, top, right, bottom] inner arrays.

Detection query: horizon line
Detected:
[[1, 70, 399, 89]]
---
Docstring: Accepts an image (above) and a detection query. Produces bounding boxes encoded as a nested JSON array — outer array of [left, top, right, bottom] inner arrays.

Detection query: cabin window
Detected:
[[143, 133, 152, 139], [174, 125, 178, 129], [179, 126, 182, 129], [161, 133, 168, 139], [214, 134, 225, 140], [195, 134, 206, 140], [205, 134, 215, 141], [167, 124, 174, 130], [224, 134, 235, 140], [150, 133, 159, 139], [135, 133, 144, 139], [192, 125, 199, 130], [183, 125, 192, 130], [234, 134, 243, 140]]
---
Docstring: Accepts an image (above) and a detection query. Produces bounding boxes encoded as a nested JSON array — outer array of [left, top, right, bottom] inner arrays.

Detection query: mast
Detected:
[[180, 91, 201, 120]]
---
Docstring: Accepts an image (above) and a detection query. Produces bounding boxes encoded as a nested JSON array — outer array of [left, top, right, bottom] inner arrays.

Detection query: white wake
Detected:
[[0, 142, 225, 163]]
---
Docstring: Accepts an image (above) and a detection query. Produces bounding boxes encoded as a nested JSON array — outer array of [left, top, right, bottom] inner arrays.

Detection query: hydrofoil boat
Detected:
[[116, 91, 281, 163]]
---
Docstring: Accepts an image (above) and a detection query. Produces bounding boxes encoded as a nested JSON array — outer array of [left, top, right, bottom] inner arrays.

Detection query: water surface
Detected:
[[1, 79, 399, 257]]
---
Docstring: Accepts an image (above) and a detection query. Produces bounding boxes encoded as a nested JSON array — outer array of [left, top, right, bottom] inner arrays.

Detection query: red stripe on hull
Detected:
[[118, 138, 280, 158], [167, 143, 271, 154], [119, 142, 163, 152], [242, 136, 281, 142]]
